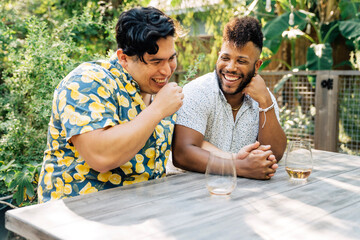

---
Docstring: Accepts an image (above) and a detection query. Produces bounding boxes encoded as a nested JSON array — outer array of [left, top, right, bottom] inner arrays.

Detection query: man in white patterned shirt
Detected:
[[172, 16, 287, 180]]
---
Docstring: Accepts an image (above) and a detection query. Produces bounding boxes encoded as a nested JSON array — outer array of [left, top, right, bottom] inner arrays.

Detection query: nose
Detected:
[[226, 60, 237, 72], [159, 62, 172, 76]]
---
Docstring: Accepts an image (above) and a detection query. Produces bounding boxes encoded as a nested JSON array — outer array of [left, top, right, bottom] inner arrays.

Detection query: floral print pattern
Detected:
[[38, 55, 176, 203]]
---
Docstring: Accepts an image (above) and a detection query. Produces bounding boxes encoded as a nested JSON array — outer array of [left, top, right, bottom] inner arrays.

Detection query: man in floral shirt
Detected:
[[38, 7, 184, 203]]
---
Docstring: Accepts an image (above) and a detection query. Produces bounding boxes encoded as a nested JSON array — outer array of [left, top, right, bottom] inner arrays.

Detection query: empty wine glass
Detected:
[[285, 140, 313, 181], [205, 151, 237, 195]]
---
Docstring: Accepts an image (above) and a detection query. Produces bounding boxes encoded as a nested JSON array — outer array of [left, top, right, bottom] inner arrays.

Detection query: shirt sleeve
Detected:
[[56, 67, 120, 141], [269, 90, 281, 121], [176, 82, 210, 136]]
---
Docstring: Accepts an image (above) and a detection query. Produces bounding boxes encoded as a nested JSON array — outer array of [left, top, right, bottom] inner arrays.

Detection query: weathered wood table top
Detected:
[[5, 150, 360, 240]]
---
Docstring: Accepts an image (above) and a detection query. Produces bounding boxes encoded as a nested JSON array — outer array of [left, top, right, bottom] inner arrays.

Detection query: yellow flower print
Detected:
[[51, 190, 62, 200], [38, 185, 43, 203], [135, 154, 144, 162], [128, 108, 137, 120], [81, 74, 93, 83], [135, 163, 145, 173], [123, 172, 149, 185], [80, 126, 94, 134], [105, 102, 116, 113], [145, 148, 155, 159], [172, 114, 177, 122], [77, 114, 91, 126], [60, 129, 66, 137], [104, 119, 115, 127], [109, 79, 117, 91], [54, 150, 65, 159], [132, 94, 144, 105], [68, 82, 79, 91], [52, 140, 59, 150], [89, 94, 101, 103], [97, 171, 112, 182], [155, 125, 164, 135], [74, 173, 85, 182], [45, 163, 54, 173], [118, 95, 129, 107], [101, 62, 111, 70], [76, 163, 90, 175], [44, 172, 53, 190], [168, 133, 172, 145], [89, 102, 105, 113], [120, 161, 133, 175], [110, 68, 121, 77], [109, 174, 121, 185], [57, 156, 74, 167], [64, 184, 72, 195], [161, 142, 167, 152], [125, 83, 136, 94], [91, 111, 103, 120], [165, 150, 171, 159], [52, 100, 58, 115], [58, 90, 67, 111], [55, 177, 64, 193], [62, 172, 73, 183], [94, 71, 106, 80], [79, 182, 98, 195], [76, 155, 84, 163], [97, 86, 110, 99], [49, 125, 59, 140]]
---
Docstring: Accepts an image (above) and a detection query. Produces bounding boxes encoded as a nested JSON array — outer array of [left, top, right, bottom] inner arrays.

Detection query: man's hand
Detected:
[[243, 74, 272, 108], [235, 142, 278, 180], [152, 82, 184, 118]]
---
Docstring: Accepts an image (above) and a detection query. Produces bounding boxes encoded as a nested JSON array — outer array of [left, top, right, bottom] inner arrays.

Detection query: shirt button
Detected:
[[131, 82, 135, 86]]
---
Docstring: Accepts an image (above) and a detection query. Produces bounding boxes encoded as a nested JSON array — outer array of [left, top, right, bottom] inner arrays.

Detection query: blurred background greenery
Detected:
[[1, 0, 359, 207]]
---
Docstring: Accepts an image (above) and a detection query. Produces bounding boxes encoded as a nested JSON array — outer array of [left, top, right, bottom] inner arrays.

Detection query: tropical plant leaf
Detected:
[[9, 172, 34, 205], [339, 19, 360, 40], [306, 43, 333, 71]]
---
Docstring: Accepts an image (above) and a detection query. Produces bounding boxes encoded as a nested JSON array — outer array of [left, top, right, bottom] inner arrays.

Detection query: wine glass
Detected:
[[205, 151, 237, 195], [285, 140, 313, 181]]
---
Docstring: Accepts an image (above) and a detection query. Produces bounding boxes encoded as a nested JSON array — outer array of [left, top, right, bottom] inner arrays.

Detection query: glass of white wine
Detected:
[[205, 151, 237, 195], [285, 140, 313, 181]]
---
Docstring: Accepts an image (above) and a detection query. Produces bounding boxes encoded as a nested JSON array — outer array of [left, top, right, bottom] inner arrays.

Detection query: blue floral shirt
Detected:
[[38, 55, 176, 203]]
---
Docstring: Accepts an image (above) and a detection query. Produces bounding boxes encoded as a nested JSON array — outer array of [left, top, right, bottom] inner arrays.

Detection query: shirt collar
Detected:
[[109, 53, 141, 93]]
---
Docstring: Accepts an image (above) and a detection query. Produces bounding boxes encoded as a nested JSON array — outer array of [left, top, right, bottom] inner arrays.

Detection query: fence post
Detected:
[[314, 71, 339, 152]]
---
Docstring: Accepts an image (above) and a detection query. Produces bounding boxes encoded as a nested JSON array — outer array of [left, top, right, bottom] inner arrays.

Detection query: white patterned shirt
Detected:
[[176, 71, 280, 153]]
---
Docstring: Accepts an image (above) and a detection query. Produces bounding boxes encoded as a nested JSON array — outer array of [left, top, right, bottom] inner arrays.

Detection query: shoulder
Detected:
[[183, 72, 217, 96]]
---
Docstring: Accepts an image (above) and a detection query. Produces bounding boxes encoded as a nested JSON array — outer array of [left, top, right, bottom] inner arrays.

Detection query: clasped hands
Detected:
[[234, 141, 278, 180]]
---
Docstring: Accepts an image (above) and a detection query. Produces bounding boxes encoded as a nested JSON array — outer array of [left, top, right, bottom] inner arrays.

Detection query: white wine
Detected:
[[285, 167, 312, 179]]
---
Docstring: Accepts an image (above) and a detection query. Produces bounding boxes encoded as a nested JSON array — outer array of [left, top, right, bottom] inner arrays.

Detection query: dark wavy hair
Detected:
[[223, 16, 263, 52], [116, 7, 175, 63]]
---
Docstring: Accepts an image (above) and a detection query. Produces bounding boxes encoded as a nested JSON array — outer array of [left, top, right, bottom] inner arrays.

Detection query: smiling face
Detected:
[[117, 36, 177, 96], [216, 41, 261, 96]]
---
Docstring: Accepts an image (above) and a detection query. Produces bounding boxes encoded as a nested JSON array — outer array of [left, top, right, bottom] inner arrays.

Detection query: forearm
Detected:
[[172, 144, 210, 173], [258, 108, 287, 160], [72, 105, 164, 172]]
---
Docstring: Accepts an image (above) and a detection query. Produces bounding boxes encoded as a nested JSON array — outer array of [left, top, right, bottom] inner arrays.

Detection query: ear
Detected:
[[255, 59, 263, 74], [116, 49, 128, 68]]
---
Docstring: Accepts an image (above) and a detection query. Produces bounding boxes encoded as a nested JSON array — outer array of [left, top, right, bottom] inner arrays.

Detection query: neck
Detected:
[[226, 93, 245, 110], [141, 93, 152, 106]]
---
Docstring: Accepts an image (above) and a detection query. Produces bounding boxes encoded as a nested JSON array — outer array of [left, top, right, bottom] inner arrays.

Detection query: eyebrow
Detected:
[[149, 52, 177, 62], [220, 53, 250, 60]]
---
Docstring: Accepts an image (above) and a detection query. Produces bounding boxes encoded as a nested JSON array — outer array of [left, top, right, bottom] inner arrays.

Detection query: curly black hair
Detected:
[[116, 7, 175, 63], [223, 16, 263, 52]]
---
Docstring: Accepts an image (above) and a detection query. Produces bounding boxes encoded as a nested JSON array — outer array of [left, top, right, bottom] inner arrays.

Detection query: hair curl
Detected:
[[115, 7, 175, 63], [223, 16, 263, 52]]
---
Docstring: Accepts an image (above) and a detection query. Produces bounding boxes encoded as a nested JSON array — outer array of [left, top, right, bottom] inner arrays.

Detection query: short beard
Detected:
[[216, 65, 256, 95]]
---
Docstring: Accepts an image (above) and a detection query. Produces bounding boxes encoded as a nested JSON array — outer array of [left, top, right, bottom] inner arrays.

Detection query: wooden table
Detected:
[[5, 150, 360, 240]]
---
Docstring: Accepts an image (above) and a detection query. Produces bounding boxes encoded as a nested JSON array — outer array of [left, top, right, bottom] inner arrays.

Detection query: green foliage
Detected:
[[0, 0, 141, 207]]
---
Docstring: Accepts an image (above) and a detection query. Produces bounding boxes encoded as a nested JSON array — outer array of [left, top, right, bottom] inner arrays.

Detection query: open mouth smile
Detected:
[[152, 78, 167, 84]]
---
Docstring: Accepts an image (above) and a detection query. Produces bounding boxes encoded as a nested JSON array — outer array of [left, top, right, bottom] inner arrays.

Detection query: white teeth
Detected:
[[153, 78, 167, 83], [224, 75, 239, 81]]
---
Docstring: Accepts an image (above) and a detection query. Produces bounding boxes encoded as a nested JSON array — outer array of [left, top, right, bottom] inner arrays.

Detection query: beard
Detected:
[[216, 65, 256, 95]]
